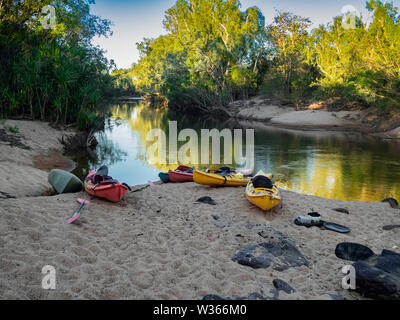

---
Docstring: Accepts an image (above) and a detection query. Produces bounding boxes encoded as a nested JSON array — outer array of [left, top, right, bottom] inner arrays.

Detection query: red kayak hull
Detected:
[[84, 179, 128, 202], [168, 170, 194, 182]]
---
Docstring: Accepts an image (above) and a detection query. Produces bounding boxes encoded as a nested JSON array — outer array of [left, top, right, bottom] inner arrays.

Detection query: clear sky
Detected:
[[90, 0, 400, 69]]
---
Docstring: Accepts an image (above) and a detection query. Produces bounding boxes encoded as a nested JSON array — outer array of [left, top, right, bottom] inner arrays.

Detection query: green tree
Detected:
[[307, 0, 400, 109], [130, 0, 268, 111], [0, 0, 119, 128], [266, 11, 312, 96]]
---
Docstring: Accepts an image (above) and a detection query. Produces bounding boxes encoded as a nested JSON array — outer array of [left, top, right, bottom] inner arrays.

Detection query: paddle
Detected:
[[67, 198, 90, 224]]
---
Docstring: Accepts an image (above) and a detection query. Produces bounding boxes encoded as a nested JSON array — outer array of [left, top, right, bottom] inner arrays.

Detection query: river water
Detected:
[[71, 102, 400, 202]]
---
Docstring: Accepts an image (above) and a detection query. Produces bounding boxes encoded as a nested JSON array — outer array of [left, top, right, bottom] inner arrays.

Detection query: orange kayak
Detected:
[[84, 169, 129, 202]]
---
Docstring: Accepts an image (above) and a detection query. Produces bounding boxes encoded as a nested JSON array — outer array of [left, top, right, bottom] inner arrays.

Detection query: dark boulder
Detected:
[[232, 243, 273, 269], [381, 198, 400, 209], [335, 242, 375, 261], [232, 239, 309, 271], [353, 250, 400, 300]]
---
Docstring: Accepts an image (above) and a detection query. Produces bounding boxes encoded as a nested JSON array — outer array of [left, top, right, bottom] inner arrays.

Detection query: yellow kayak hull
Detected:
[[246, 171, 281, 211], [193, 170, 250, 187]]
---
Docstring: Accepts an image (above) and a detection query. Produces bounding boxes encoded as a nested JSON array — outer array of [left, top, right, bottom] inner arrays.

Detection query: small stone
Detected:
[[327, 293, 345, 300], [214, 221, 227, 229], [332, 208, 350, 214], [243, 292, 265, 300], [258, 230, 268, 239], [353, 249, 400, 299], [195, 196, 217, 205], [273, 279, 295, 294], [383, 225, 400, 231], [202, 294, 226, 300]]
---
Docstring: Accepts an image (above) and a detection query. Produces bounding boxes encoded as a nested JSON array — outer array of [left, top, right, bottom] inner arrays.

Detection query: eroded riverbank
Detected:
[[0, 120, 75, 198], [229, 97, 400, 139]]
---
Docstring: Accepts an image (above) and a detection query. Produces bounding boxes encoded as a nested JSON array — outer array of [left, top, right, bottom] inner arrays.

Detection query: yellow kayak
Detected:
[[193, 170, 251, 187], [246, 171, 281, 211]]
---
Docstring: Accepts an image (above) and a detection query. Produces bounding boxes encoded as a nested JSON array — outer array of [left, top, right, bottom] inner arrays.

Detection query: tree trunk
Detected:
[[35, 88, 44, 120], [29, 95, 34, 120], [64, 97, 68, 124]]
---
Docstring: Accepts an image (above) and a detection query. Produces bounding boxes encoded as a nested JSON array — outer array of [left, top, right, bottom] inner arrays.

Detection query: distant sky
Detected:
[[91, 0, 400, 69]]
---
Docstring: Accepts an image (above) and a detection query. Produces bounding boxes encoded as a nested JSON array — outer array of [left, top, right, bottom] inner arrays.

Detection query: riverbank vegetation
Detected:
[[123, 0, 399, 114], [1, 0, 398, 126], [0, 0, 126, 130]]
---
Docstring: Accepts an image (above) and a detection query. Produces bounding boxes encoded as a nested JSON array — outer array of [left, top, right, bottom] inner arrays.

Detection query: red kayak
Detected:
[[168, 165, 194, 182], [84, 167, 129, 202]]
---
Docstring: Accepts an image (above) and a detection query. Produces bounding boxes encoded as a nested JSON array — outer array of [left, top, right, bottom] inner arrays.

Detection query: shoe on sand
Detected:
[[308, 211, 321, 222], [335, 242, 375, 261], [321, 221, 350, 233], [294, 216, 350, 233], [294, 216, 323, 227]]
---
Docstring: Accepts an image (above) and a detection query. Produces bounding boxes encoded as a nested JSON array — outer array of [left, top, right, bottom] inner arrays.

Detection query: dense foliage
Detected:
[[307, 1, 400, 109], [130, 0, 268, 111], [2, 0, 399, 120], [125, 0, 400, 111], [0, 0, 122, 129]]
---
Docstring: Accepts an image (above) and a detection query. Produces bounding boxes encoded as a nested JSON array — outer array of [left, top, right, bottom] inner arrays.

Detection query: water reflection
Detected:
[[71, 103, 400, 202]]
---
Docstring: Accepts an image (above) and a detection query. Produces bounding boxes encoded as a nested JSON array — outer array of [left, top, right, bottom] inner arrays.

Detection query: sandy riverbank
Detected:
[[0, 120, 74, 198], [229, 97, 400, 137], [1, 181, 399, 300], [1, 120, 399, 300]]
